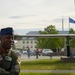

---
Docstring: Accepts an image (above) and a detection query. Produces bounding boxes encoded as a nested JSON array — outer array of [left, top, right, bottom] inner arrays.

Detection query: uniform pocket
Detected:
[[1, 58, 12, 71]]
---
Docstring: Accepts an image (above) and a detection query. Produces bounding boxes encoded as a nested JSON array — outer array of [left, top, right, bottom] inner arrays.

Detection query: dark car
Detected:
[[30, 51, 36, 56]]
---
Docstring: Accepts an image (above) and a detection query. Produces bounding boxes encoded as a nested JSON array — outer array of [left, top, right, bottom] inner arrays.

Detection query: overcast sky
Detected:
[[0, 0, 75, 35]]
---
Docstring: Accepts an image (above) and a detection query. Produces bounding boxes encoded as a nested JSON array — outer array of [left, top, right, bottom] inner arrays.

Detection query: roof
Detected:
[[26, 31, 39, 35], [58, 31, 69, 34], [26, 31, 69, 35]]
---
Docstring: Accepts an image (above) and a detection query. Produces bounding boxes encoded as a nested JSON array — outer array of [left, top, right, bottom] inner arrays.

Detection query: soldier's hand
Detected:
[[0, 68, 9, 74], [0, 68, 5, 74]]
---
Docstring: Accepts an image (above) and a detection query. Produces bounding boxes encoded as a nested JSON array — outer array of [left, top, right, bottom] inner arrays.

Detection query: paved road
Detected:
[[21, 54, 61, 61]]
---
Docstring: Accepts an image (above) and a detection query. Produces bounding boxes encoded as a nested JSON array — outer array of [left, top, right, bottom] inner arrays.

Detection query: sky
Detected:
[[0, 0, 75, 35]]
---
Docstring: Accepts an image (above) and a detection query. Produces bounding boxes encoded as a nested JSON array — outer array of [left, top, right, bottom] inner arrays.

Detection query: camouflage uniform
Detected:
[[0, 50, 20, 75]]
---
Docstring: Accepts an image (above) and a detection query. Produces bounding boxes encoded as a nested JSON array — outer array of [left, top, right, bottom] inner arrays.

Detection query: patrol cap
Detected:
[[0, 27, 14, 36]]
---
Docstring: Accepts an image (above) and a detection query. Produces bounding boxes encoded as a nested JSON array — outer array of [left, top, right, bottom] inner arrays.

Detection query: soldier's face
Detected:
[[0, 35, 14, 50]]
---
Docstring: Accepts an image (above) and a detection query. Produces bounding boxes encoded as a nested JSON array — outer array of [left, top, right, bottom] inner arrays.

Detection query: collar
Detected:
[[0, 49, 11, 56]]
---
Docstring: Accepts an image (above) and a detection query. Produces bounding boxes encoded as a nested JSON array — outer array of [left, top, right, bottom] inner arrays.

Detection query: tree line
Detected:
[[36, 25, 75, 52]]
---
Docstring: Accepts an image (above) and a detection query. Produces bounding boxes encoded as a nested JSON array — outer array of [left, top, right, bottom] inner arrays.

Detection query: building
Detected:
[[15, 31, 69, 51], [15, 31, 39, 51]]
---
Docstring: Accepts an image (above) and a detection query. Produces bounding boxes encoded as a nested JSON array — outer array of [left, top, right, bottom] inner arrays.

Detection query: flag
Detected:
[[69, 17, 75, 23]]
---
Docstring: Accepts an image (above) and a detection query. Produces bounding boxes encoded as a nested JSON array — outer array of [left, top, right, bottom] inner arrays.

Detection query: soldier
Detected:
[[0, 27, 20, 75]]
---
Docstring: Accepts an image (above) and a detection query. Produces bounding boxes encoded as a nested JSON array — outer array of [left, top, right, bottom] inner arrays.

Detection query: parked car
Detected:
[[30, 50, 41, 56], [30, 51, 36, 56], [42, 49, 53, 56], [22, 50, 27, 54]]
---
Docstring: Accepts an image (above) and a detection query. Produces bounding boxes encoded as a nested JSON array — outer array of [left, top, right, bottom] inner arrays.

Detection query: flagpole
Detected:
[[74, 0, 75, 7], [62, 17, 64, 31], [74, 0, 75, 30], [69, 17, 70, 31]]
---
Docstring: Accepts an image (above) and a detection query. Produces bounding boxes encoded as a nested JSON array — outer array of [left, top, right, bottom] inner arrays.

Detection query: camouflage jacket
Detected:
[[0, 50, 20, 75]]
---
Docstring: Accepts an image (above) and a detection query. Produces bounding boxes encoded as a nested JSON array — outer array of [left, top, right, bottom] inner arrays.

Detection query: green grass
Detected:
[[20, 72, 75, 75], [21, 59, 75, 70]]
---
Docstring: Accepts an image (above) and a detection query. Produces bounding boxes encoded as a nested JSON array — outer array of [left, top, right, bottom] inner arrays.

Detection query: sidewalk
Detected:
[[21, 70, 75, 73]]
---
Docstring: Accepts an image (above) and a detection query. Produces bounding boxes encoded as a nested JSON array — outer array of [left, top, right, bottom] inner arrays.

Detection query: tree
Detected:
[[69, 28, 75, 48], [69, 28, 75, 34], [37, 25, 63, 52]]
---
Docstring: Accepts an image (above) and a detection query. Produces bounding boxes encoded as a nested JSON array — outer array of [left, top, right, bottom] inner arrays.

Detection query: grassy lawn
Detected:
[[20, 72, 75, 75], [21, 59, 75, 70]]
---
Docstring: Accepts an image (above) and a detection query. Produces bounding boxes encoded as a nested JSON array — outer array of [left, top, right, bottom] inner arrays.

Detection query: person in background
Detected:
[[27, 47, 31, 58], [35, 48, 39, 59], [0, 27, 20, 75]]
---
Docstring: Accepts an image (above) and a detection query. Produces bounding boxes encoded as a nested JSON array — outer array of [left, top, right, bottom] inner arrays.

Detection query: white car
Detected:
[[22, 50, 27, 54], [42, 49, 53, 56]]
